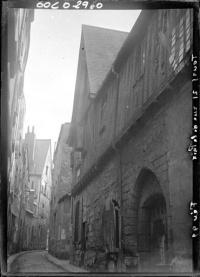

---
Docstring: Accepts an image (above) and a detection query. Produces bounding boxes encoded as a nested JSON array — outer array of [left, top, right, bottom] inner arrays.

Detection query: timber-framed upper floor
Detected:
[[68, 9, 193, 192]]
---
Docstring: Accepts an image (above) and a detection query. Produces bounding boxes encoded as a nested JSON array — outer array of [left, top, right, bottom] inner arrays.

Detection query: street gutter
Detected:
[[43, 253, 66, 272]]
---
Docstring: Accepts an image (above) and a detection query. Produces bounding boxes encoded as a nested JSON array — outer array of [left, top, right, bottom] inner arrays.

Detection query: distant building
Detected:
[[68, 10, 193, 272], [49, 123, 72, 259], [6, 8, 34, 255], [22, 127, 52, 250], [16, 142, 29, 251]]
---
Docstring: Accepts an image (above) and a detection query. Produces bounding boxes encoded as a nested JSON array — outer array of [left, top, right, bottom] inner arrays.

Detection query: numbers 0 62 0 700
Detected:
[[36, 1, 103, 9]]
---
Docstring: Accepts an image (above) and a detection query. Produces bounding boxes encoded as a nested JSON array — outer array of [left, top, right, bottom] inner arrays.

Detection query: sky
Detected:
[[23, 9, 141, 149]]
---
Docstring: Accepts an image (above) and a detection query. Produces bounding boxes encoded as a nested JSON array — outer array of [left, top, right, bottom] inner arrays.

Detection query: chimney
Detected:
[[25, 126, 36, 171]]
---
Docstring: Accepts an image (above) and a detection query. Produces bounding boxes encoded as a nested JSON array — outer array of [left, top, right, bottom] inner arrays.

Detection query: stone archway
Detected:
[[135, 168, 168, 272]]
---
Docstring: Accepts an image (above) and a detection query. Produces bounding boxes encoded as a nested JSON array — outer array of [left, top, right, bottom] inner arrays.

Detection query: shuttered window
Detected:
[[169, 9, 192, 70], [103, 200, 120, 251], [179, 17, 184, 63], [185, 9, 191, 52]]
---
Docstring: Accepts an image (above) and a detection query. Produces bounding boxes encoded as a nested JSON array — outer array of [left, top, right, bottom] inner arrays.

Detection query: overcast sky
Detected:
[[23, 9, 141, 149]]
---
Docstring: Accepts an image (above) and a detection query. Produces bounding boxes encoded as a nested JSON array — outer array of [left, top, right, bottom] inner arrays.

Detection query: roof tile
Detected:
[[82, 25, 128, 95]]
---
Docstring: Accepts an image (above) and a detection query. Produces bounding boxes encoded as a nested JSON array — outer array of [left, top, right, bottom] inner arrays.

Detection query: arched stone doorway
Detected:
[[136, 169, 168, 272]]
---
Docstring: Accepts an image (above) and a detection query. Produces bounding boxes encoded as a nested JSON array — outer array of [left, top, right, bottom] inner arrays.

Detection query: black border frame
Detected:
[[1, 0, 199, 276]]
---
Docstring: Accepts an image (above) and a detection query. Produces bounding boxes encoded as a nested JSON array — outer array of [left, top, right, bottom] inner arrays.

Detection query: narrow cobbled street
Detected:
[[3, 7, 196, 275], [10, 251, 67, 273]]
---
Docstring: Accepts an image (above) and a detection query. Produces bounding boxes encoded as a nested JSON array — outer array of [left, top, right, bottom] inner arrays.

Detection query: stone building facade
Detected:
[[49, 123, 72, 259], [5, 8, 34, 255], [68, 9, 193, 273], [22, 127, 52, 250], [16, 142, 33, 251]]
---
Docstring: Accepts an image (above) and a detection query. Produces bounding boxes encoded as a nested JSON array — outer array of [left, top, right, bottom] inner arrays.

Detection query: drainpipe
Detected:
[[111, 66, 123, 272]]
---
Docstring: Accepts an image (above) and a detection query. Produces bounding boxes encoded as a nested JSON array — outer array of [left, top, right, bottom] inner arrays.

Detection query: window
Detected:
[[162, 10, 168, 34], [74, 201, 80, 242], [44, 184, 47, 196], [58, 223, 61, 240], [154, 34, 160, 73], [46, 166, 48, 175], [31, 181, 34, 189], [41, 203, 45, 218], [169, 28, 176, 66], [185, 9, 191, 52], [75, 124, 84, 151], [178, 17, 184, 62], [103, 200, 120, 250], [53, 213, 56, 238], [25, 225, 28, 243], [76, 166, 81, 179], [74, 151, 82, 169], [39, 225, 41, 239], [81, 222, 86, 251], [114, 208, 119, 248], [169, 10, 192, 70], [92, 124, 95, 140], [70, 151, 74, 168]]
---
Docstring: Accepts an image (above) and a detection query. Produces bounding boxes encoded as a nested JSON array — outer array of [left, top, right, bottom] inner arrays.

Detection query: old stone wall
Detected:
[[71, 78, 192, 272], [71, 157, 119, 270], [121, 80, 192, 271], [166, 81, 193, 272], [49, 123, 72, 258], [49, 197, 71, 259]]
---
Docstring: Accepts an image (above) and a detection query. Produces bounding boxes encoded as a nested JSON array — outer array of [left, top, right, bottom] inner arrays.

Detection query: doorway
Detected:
[[136, 169, 167, 272]]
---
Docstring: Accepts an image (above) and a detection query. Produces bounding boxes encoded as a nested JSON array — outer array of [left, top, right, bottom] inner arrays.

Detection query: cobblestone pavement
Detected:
[[44, 252, 88, 272], [9, 250, 67, 273]]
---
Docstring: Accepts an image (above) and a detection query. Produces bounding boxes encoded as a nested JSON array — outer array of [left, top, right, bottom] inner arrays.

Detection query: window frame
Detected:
[[74, 200, 80, 243]]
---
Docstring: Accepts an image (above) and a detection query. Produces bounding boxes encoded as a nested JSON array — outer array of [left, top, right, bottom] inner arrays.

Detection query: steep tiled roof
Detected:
[[54, 123, 70, 159], [68, 25, 129, 142], [34, 139, 51, 175], [82, 25, 128, 95]]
